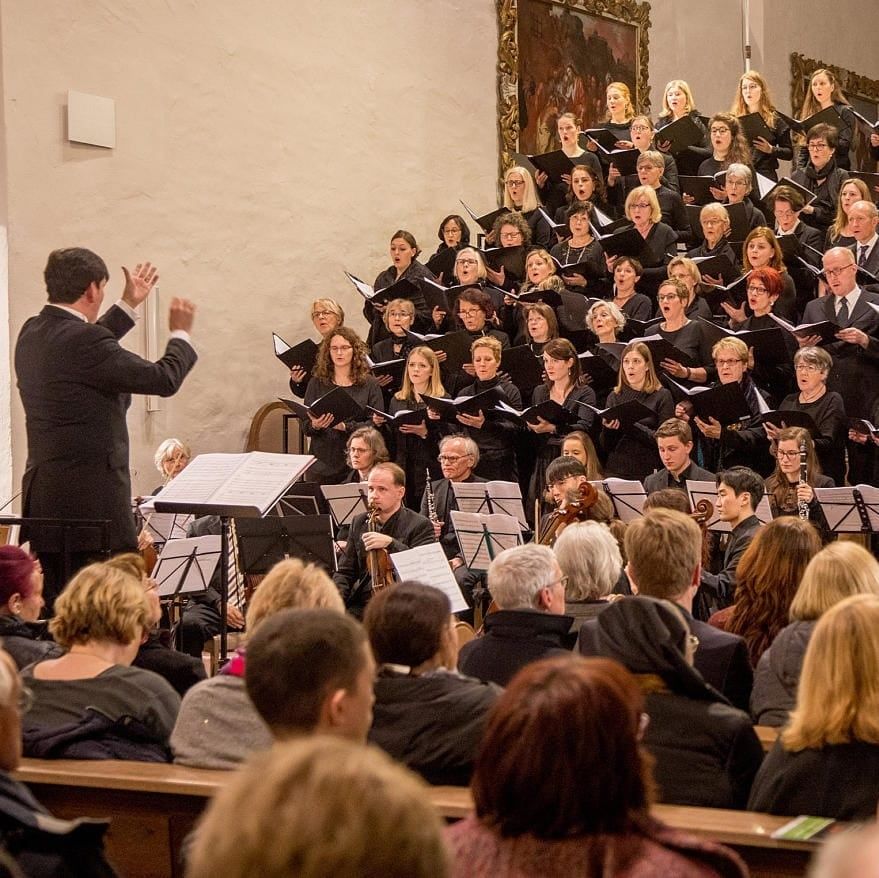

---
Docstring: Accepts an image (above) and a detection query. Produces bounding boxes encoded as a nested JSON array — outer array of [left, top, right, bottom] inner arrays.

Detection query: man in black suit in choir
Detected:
[[334, 462, 434, 618], [578, 508, 753, 711], [15, 248, 198, 604], [643, 418, 714, 495], [800, 246, 879, 483], [848, 200, 879, 293]]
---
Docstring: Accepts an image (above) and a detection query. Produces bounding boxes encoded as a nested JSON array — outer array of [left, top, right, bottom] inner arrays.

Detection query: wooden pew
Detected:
[[15, 758, 815, 878]]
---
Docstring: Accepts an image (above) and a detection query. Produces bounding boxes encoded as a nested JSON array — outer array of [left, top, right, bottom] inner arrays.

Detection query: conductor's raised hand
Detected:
[[169, 297, 196, 333], [122, 262, 159, 308]]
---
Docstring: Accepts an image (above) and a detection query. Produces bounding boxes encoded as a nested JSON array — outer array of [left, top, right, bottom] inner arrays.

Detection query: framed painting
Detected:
[[790, 53, 879, 172], [497, 0, 651, 178]]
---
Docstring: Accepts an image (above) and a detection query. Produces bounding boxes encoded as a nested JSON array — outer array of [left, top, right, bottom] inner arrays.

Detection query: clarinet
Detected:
[[425, 468, 440, 540], [798, 439, 809, 521]]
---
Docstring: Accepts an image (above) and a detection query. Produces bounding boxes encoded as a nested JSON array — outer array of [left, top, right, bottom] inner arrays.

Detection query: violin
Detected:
[[537, 480, 600, 547], [365, 503, 395, 594]]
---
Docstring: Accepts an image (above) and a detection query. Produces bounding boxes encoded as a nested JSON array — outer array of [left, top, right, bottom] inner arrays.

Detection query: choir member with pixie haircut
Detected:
[[791, 124, 850, 235]]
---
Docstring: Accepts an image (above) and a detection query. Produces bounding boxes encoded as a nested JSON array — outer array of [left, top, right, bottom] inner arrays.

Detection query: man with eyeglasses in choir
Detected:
[[800, 247, 879, 483]]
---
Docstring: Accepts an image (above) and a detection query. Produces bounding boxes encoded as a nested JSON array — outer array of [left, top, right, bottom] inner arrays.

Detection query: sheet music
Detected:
[[209, 453, 314, 512], [451, 481, 527, 527], [156, 454, 247, 505], [389, 543, 468, 614], [450, 511, 522, 572], [141, 511, 193, 543], [686, 480, 773, 533], [321, 483, 369, 527], [152, 536, 221, 597], [815, 485, 879, 533], [590, 479, 646, 522]]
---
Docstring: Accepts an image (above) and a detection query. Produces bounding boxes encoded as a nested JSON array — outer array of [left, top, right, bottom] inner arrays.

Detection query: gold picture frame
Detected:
[[790, 53, 879, 171], [497, 0, 651, 183]]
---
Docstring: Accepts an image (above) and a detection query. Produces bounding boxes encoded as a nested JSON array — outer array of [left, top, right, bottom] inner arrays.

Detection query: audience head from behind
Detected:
[[789, 542, 879, 623], [624, 509, 701, 613], [487, 544, 565, 615], [364, 582, 456, 674], [782, 595, 879, 753], [0, 648, 24, 771], [715, 467, 763, 528], [553, 521, 622, 605], [642, 488, 691, 514], [105, 552, 161, 634], [0, 546, 44, 622], [187, 737, 448, 878], [245, 608, 375, 743], [809, 822, 879, 878], [655, 417, 695, 479], [471, 656, 653, 837]]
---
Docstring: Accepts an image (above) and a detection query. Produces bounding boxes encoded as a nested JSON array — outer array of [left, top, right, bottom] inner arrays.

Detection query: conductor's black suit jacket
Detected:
[[15, 304, 197, 552]]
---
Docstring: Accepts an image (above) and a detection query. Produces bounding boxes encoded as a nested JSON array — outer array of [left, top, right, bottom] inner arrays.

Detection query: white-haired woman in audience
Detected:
[[749, 594, 879, 820], [171, 558, 345, 769], [553, 521, 622, 633], [22, 562, 180, 760]]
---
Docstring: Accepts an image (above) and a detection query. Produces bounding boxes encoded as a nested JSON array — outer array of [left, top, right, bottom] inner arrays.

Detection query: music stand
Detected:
[[451, 482, 528, 527], [450, 512, 523, 573], [234, 515, 336, 574], [321, 484, 369, 532], [273, 481, 324, 517], [814, 486, 879, 534], [592, 479, 647, 522]]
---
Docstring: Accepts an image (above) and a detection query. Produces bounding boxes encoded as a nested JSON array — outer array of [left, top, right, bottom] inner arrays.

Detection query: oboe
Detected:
[[425, 468, 440, 540], [798, 439, 809, 521]]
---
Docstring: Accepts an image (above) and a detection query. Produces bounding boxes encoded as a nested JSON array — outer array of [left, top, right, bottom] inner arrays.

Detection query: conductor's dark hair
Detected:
[[717, 466, 765, 507], [364, 582, 451, 667], [44, 248, 109, 304], [245, 608, 368, 736], [545, 455, 587, 485], [806, 122, 838, 148], [472, 656, 654, 837], [436, 214, 471, 246]]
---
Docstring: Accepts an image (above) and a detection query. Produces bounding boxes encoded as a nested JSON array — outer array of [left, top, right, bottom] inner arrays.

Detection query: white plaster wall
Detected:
[[1, 0, 499, 498]]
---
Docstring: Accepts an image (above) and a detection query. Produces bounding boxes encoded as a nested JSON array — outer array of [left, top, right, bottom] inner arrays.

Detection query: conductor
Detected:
[[15, 248, 198, 604]]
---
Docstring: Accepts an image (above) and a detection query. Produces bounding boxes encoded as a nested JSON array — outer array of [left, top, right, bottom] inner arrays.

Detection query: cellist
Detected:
[[332, 463, 434, 618], [537, 457, 609, 546]]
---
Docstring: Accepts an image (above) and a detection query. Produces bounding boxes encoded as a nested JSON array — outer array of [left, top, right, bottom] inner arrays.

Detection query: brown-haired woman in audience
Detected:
[[288, 297, 346, 396], [365, 230, 435, 346], [749, 594, 879, 820], [426, 213, 470, 284], [731, 70, 792, 181], [826, 177, 872, 248], [445, 656, 748, 877], [601, 342, 674, 482], [302, 326, 383, 483], [708, 517, 822, 664]]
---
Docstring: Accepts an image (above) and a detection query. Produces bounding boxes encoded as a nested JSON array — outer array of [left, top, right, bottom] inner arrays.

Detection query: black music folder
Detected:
[[581, 128, 619, 152], [481, 245, 527, 281], [366, 406, 427, 428], [691, 253, 740, 285], [526, 149, 581, 181], [777, 105, 841, 135], [366, 355, 405, 386], [420, 279, 451, 314], [422, 388, 502, 422], [595, 145, 640, 177], [506, 286, 563, 309], [738, 112, 777, 145], [669, 380, 751, 425], [404, 328, 473, 373], [702, 272, 751, 311], [695, 318, 786, 363], [761, 409, 819, 434], [343, 271, 422, 308], [758, 176, 817, 209], [578, 351, 619, 386], [279, 387, 365, 423], [656, 116, 706, 155], [273, 334, 319, 373], [578, 398, 655, 429], [460, 199, 506, 234], [679, 175, 725, 206], [494, 399, 577, 428], [768, 313, 840, 344], [594, 224, 643, 258], [628, 334, 697, 367]]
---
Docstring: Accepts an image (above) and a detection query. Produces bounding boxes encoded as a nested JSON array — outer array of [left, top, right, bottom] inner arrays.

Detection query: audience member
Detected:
[[751, 542, 879, 726], [749, 595, 879, 820], [445, 656, 747, 877], [363, 583, 500, 785], [458, 544, 573, 686], [171, 558, 344, 769], [808, 823, 879, 878], [188, 737, 448, 878]]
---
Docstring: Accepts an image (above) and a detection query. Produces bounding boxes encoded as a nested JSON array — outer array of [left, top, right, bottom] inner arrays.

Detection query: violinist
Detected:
[[332, 462, 434, 618]]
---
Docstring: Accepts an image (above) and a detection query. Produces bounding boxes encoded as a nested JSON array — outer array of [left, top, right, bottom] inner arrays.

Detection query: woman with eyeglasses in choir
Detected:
[[426, 213, 471, 285], [794, 68, 856, 171], [288, 298, 345, 397]]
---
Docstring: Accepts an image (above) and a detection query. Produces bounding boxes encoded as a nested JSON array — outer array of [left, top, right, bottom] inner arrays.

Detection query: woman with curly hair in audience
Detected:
[[446, 655, 747, 877], [707, 517, 821, 665]]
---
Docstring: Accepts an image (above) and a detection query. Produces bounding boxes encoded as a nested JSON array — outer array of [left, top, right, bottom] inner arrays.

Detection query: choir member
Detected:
[[560, 430, 603, 480], [455, 286, 510, 361], [686, 203, 740, 272], [486, 211, 531, 291], [366, 230, 434, 346], [539, 112, 603, 216], [302, 327, 383, 483], [522, 303, 558, 355], [332, 463, 434, 618], [344, 427, 389, 484], [550, 200, 604, 294], [667, 257, 713, 320], [795, 67, 856, 171], [643, 417, 714, 494], [600, 341, 674, 481], [847, 200, 879, 286], [501, 165, 551, 249], [655, 79, 709, 175], [722, 164, 767, 232], [288, 298, 345, 396], [425, 214, 470, 284], [552, 164, 608, 225], [654, 278, 714, 384], [764, 428, 834, 529], [695, 114, 752, 186], [791, 124, 850, 235], [370, 297, 415, 388], [619, 186, 679, 302], [604, 256, 652, 322], [768, 186, 824, 312], [732, 70, 792, 181], [592, 81, 637, 147], [452, 335, 522, 482], [741, 227, 797, 321], [383, 346, 450, 509], [520, 249, 566, 301], [826, 178, 872, 249], [634, 151, 689, 238], [584, 299, 626, 405], [623, 115, 680, 193], [527, 338, 596, 508]]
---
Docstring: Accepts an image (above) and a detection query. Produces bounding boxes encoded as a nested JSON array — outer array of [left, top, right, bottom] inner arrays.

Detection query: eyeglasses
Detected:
[[329, 345, 353, 353], [437, 453, 471, 464], [747, 285, 769, 295], [630, 202, 651, 210], [795, 363, 822, 373], [776, 449, 801, 459], [714, 358, 743, 367], [312, 310, 335, 319], [458, 309, 483, 318], [17, 685, 33, 714], [499, 231, 523, 241], [702, 218, 726, 226], [545, 575, 569, 591], [727, 180, 749, 188], [710, 127, 731, 135], [630, 125, 651, 132], [824, 265, 855, 278], [657, 293, 681, 302], [808, 142, 831, 150], [387, 311, 412, 319], [456, 258, 478, 266], [506, 180, 525, 187]]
